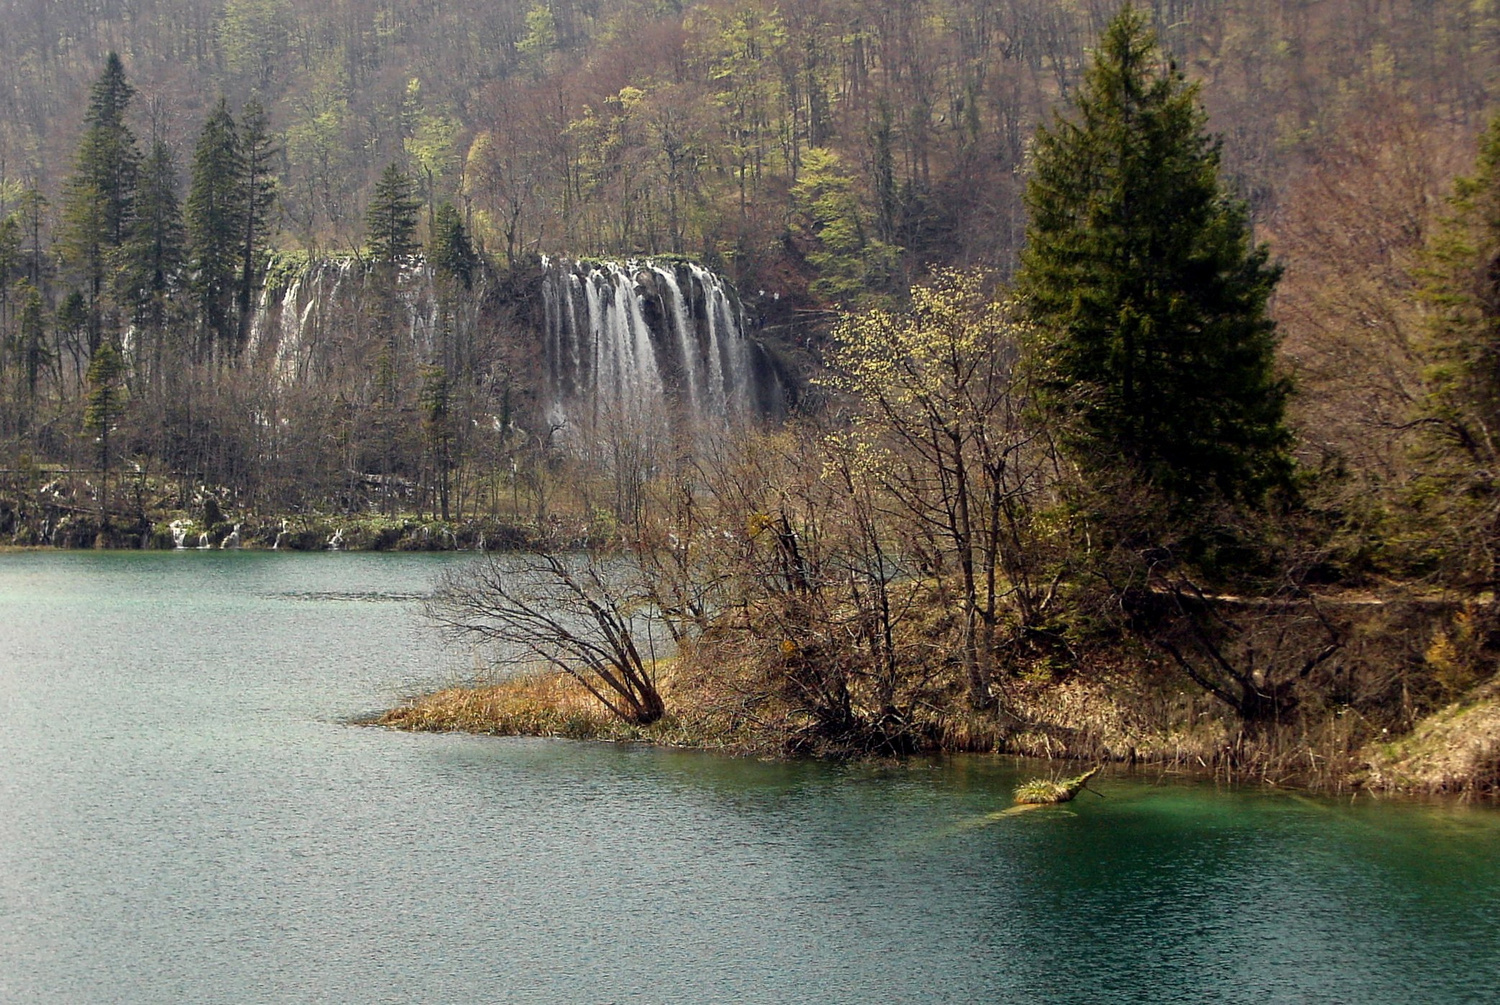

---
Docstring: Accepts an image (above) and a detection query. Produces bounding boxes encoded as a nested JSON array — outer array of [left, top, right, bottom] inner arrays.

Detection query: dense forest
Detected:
[[5, 1, 1500, 787], [2, 0, 1499, 521]]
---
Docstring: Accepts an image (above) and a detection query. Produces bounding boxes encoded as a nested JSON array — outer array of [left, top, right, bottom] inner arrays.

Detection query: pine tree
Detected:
[[420, 363, 452, 520], [84, 338, 126, 517], [59, 53, 141, 349], [236, 99, 278, 343], [16, 280, 48, 405], [120, 139, 185, 331], [187, 98, 245, 360], [1018, 5, 1289, 510], [1416, 115, 1500, 587], [428, 201, 476, 289], [365, 162, 421, 266]]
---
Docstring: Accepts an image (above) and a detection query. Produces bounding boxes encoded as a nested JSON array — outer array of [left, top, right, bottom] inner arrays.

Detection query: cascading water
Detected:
[[248, 258, 442, 383], [247, 254, 784, 452], [538, 257, 782, 445]]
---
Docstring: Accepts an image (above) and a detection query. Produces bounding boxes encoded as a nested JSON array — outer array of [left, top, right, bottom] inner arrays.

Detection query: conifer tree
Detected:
[[59, 53, 141, 351], [121, 139, 185, 332], [1018, 5, 1289, 510], [187, 98, 245, 360], [84, 338, 126, 516], [16, 280, 48, 405], [365, 162, 421, 266], [236, 99, 278, 342], [64, 54, 140, 248], [1416, 115, 1500, 587], [428, 201, 476, 289]]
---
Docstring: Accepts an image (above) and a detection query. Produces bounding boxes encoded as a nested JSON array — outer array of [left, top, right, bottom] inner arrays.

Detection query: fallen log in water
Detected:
[[1013, 766, 1101, 805]]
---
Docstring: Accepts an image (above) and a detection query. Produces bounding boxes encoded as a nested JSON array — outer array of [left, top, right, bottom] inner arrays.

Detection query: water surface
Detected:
[[1, 552, 1496, 1003]]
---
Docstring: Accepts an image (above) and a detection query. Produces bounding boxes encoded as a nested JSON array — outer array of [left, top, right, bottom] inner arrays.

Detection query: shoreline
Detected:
[[373, 669, 1500, 800]]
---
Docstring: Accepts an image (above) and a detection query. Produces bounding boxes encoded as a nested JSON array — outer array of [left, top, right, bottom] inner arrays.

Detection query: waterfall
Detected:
[[169, 520, 188, 550], [247, 254, 784, 453], [220, 523, 242, 549], [538, 257, 782, 446]]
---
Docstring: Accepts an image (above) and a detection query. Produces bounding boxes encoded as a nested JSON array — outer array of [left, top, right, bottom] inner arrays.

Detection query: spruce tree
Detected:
[[1416, 115, 1500, 587], [84, 338, 126, 517], [59, 54, 141, 353], [1018, 5, 1289, 510], [365, 162, 421, 266], [64, 54, 140, 250], [236, 99, 278, 342], [17, 280, 48, 405], [187, 98, 245, 360], [428, 201, 476, 289], [120, 139, 185, 332]]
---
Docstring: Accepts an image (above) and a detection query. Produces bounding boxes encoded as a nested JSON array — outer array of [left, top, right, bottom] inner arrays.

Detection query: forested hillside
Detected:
[[3, 0, 1497, 277], [0, 0, 1497, 532]]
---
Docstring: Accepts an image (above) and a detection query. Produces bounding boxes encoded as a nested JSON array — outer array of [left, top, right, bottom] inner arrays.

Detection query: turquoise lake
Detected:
[[1, 551, 1497, 1003]]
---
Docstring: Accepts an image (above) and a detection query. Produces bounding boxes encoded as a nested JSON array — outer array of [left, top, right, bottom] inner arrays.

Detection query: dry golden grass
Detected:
[[1363, 681, 1500, 796], [376, 659, 756, 749], [379, 672, 623, 739]]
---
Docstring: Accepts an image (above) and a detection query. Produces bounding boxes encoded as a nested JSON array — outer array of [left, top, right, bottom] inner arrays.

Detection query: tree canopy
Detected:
[[1018, 4, 1291, 511]]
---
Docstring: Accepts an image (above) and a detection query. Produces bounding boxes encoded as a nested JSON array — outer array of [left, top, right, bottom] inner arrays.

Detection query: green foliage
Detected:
[[1018, 5, 1290, 512], [57, 52, 140, 359], [428, 202, 477, 289], [119, 139, 185, 329], [790, 147, 898, 306], [365, 162, 421, 265], [16, 280, 48, 400], [237, 98, 279, 327], [84, 338, 127, 498], [518, 3, 559, 64], [1415, 113, 1500, 585], [187, 98, 247, 358], [83, 339, 126, 436], [219, 0, 291, 87]]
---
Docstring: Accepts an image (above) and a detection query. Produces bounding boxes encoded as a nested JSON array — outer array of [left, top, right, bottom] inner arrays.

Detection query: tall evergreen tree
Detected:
[[120, 139, 185, 331], [236, 99, 278, 343], [365, 162, 421, 266], [1416, 114, 1500, 587], [16, 280, 48, 405], [83, 338, 126, 517], [59, 53, 141, 351], [67, 54, 140, 248], [428, 201, 476, 289], [187, 98, 245, 360], [1017, 5, 1289, 510]]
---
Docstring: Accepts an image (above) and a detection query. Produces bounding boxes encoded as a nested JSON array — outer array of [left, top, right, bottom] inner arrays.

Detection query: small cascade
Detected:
[[250, 257, 441, 383], [196, 531, 211, 550], [169, 520, 189, 550], [220, 524, 242, 549], [272, 519, 288, 551], [327, 528, 344, 551], [539, 257, 782, 445]]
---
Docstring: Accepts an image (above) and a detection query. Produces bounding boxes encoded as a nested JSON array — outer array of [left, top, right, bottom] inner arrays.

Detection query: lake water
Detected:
[[1, 551, 1497, 1003]]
